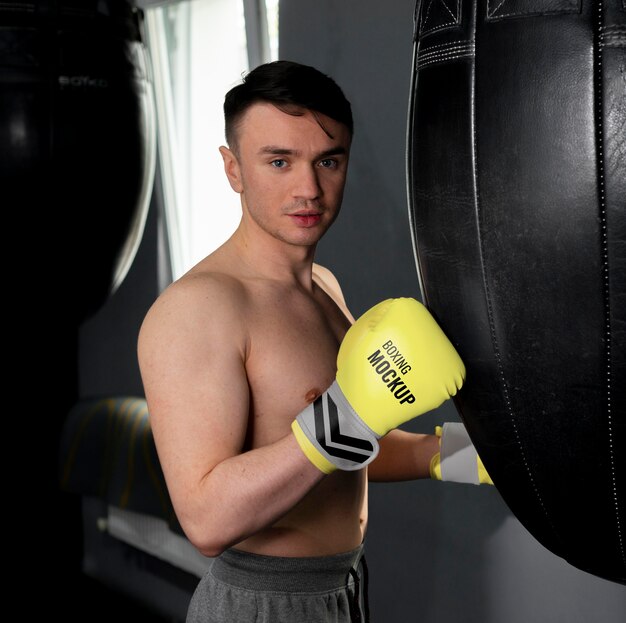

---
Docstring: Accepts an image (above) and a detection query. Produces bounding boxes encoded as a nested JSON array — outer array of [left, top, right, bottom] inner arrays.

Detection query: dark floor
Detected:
[[55, 573, 173, 622]]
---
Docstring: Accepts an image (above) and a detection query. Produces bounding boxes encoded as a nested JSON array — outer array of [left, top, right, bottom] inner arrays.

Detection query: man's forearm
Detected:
[[177, 433, 325, 557], [367, 429, 439, 482]]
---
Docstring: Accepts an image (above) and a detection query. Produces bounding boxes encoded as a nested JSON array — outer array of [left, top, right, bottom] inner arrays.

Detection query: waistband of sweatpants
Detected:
[[210, 544, 365, 593]]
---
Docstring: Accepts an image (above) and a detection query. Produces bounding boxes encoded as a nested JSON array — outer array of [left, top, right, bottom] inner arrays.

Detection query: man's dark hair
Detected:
[[224, 60, 353, 149]]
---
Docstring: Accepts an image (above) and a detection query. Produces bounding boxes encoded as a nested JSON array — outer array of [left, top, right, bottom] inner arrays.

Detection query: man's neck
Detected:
[[229, 225, 318, 290]]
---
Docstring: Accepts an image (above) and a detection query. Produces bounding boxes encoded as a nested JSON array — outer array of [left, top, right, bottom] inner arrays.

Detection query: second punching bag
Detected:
[[408, 0, 625, 583], [0, 0, 156, 323]]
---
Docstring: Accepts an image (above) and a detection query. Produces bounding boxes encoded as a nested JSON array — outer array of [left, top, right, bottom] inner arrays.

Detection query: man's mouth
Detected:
[[289, 212, 322, 227]]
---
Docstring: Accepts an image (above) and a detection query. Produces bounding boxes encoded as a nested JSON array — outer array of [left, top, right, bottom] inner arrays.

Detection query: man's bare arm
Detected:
[[367, 430, 440, 482], [138, 275, 325, 557]]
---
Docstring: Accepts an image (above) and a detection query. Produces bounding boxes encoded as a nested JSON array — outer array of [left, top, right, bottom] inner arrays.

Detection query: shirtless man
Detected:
[[138, 61, 487, 623]]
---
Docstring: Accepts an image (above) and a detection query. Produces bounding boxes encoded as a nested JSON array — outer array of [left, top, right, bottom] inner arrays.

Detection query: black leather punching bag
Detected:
[[408, 0, 625, 583], [0, 0, 156, 323]]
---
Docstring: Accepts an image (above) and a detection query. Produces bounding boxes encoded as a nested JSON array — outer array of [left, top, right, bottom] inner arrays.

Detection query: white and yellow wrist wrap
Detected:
[[292, 381, 380, 474], [430, 422, 493, 485]]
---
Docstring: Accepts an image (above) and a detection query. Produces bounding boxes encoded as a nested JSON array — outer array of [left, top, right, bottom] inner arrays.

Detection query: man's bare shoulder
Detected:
[[312, 263, 355, 323], [139, 260, 250, 358]]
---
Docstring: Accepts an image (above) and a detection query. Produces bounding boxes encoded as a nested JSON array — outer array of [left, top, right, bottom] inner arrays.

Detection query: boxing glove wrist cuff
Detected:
[[292, 381, 380, 473], [429, 442, 443, 480], [430, 422, 492, 485]]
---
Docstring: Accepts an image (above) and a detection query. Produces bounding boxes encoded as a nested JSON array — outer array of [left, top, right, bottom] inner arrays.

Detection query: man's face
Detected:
[[222, 102, 352, 248]]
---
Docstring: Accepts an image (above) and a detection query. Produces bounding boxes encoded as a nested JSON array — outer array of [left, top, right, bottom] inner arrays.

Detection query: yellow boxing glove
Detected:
[[292, 298, 465, 473], [430, 423, 493, 485]]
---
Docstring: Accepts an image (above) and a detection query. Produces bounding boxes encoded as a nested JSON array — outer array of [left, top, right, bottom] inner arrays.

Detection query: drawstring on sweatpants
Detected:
[[347, 555, 370, 623]]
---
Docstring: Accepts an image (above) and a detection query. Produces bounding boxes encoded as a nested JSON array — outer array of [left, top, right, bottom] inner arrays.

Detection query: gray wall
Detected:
[[279, 1, 626, 622], [79, 0, 626, 621]]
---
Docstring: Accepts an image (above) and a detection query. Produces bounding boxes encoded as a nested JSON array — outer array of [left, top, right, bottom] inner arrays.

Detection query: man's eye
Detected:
[[319, 159, 337, 169], [271, 159, 287, 168]]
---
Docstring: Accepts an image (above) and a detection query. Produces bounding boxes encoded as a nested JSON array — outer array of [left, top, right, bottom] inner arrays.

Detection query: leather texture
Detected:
[[408, 0, 625, 584]]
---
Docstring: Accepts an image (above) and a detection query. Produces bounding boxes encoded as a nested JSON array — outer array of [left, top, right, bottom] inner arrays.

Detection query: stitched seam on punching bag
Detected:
[[419, 0, 461, 37], [486, 0, 580, 21], [417, 40, 475, 70], [595, 0, 626, 569], [470, 4, 555, 537], [600, 25, 626, 48]]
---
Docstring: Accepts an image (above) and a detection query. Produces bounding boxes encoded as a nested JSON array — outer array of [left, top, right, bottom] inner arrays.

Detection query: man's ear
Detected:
[[219, 145, 243, 193]]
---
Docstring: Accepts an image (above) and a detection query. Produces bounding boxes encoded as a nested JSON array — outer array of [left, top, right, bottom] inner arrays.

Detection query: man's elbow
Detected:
[[192, 538, 227, 559], [182, 518, 233, 558]]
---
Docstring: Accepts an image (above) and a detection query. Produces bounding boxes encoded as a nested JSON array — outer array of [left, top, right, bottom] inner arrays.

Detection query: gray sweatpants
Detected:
[[186, 545, 369, 622]]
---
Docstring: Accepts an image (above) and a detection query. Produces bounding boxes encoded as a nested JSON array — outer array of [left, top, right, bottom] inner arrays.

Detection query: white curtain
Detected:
[[144, 0, 277, 280]]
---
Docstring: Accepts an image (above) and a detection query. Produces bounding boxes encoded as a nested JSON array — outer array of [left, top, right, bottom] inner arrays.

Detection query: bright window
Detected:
[[144, 0, 277, 279]]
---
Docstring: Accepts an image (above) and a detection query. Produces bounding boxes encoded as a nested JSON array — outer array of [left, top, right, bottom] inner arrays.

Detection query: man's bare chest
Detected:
[[242, 293, 350, 443]]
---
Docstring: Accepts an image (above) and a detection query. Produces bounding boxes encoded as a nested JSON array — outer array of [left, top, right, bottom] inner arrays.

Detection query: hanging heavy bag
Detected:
[[0, 0, 156, 322], [407, 0, 625, 584]]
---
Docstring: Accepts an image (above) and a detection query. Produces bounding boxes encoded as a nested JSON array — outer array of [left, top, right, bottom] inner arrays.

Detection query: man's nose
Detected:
[[293, 165, 321, 200]]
